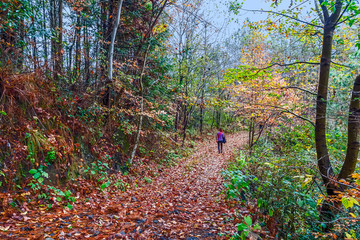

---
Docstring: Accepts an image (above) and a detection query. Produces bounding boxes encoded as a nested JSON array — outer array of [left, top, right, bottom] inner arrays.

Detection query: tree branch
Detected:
[[330, 0, 345, 23], [314, 0, 324, 24], [241, 103, 315, 127], [334, 0, 353, 26], [255, 85, 317, 95], [331, 61, 353, 68], [251, 61, 319, 75], [257, 61, 320, 71], [318, 0, 329, 20], [241, 8, 323, 28]]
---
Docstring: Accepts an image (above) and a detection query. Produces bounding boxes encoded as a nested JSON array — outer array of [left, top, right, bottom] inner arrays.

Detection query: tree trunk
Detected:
[[181, 104, 188, 146], [75, 12, 81, 82], [84, 24, 90, 87], [315, 0, 343, 227], [129, 45, 150, 165], [200, 88, 204, 134], [315, 23, 335, 194], [50, 0, 63, 80], [58, 0, 63, 73], [174, 75, 183, 142], [42, 0, 48, 66], [338, 75, 360, 180], [108, 0, 124, 82], [50, 0, 55, 71]]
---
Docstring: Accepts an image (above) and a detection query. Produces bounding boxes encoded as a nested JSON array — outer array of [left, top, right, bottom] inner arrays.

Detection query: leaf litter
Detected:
[[0, 134, 248, 239]]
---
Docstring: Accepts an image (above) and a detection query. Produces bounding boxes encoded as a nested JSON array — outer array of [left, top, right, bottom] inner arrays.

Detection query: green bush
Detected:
[[224, 124, 360, 239]]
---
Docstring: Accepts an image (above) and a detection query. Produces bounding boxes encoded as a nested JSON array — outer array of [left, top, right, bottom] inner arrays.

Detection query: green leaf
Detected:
[[37, 177, 44, 184], [342, 197, 350, 209], [67, 204, 73, 210], [29, 169, 37, 175], [56, 196, 62, 202], [101, 181, 111, 191], [269, 209, 274, 217], [237, 223, 248, 232], [244, 216, 252, 226], [253, 223, 261, 231], [34, 172, 41, 180]]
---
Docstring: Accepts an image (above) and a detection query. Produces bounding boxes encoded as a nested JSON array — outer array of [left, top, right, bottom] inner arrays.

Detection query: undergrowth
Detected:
[[0, 69, 182, 211], [225, 124, 360, 239]]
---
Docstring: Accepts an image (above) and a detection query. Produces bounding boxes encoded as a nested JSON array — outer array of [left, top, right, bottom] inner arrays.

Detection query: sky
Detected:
[[201, 0, 274, 37], [201, 0, 314, 39]]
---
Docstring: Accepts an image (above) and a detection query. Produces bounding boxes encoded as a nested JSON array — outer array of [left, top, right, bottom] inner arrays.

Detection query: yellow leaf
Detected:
[[350, 197, 359, 206], [302, 177, 312, 188], [317, 198, 324, 206], [349, 213, 356, 218]]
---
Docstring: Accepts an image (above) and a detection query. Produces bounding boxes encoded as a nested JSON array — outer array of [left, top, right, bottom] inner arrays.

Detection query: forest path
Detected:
[[115, 133, 248, 239], [2, 133, 247, 239]]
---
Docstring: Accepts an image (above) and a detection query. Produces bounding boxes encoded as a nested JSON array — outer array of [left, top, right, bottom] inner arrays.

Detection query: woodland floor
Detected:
[[1, 133, 248, 240]]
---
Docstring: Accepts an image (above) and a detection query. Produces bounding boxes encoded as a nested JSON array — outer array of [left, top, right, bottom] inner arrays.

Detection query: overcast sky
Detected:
[[201, 0, 314, 39], [201, 0, 273, 35]]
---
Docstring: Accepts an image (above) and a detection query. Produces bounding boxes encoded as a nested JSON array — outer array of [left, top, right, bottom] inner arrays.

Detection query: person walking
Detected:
[[216, 128, 226, 153]]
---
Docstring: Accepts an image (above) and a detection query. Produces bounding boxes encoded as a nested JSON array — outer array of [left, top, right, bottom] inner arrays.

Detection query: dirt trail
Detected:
[[1, 133, 247, 239]]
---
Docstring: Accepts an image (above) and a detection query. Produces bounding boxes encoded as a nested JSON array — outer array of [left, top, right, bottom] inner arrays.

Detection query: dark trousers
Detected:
[[218, 141, 223, 153]]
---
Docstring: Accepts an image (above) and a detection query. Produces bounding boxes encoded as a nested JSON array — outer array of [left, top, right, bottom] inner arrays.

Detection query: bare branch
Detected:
[[241, 8, 323, 28], [257, 61, 320, 71], [314, 0, 325, 24], [279, 86, 317, 95], [254, 85, 317, 95], [241, 103, 315, 127], [331, 61, 354, 68], [251, 62, 320, 75]]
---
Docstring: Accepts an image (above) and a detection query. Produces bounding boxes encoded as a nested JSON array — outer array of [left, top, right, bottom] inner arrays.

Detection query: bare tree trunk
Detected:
[[108, 0, 124, 81], [84, 24, 90, 87], [42, 0, 48, 66], [75, 12, 81, 82], [248, 118, 255, 155], [338, 75, 360, 180], [315, 0, 343, 195], [174, 76, 183, 142], [181, 106, 188, 146], [315, 0, 343, 228], [32, 34, 38, 70], [58, 0, 63, 73], [199, 24, 208, 135], [200, 90, 204, 134], [129, 45, 150, 165], [50, 0, 63, 80], [50, 0, 55, 71]]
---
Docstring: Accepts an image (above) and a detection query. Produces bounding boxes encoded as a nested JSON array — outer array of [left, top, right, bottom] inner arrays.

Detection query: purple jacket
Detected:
[[217, 132, 224, 141]]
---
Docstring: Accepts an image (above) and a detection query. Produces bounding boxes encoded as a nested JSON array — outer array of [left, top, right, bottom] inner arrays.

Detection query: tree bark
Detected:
[[315, 0, 343, 195], [315, 0, 343, 228], [84, 24, 90, 86], [338, 75, 360, 180], [42, 0, 48, 66], [129, 45, 150, 165], [108, 0, 124, 82]]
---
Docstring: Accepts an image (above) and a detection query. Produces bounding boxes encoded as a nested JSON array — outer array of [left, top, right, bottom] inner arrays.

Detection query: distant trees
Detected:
[[168, 0, 232, 143]]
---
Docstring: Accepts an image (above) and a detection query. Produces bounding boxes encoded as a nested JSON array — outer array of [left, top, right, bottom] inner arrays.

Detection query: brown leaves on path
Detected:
[[0, 134, 247, 239]]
